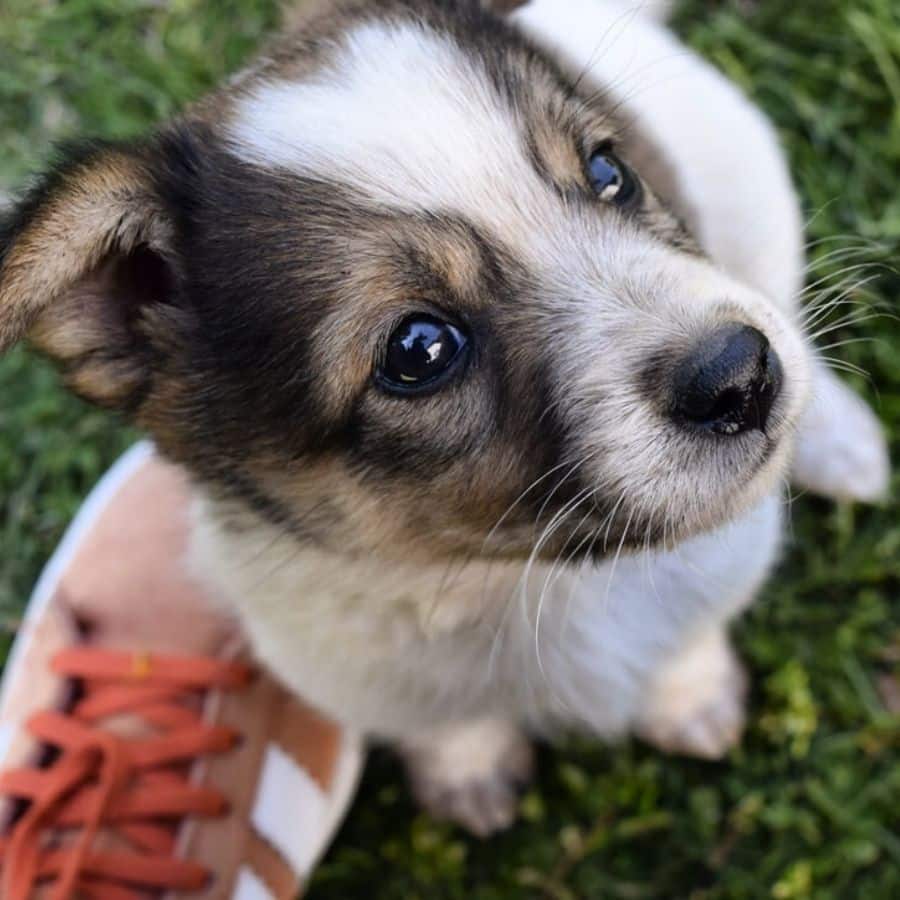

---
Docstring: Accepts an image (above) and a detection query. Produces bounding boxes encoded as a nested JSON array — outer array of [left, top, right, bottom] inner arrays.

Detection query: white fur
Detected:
[[230, 24, 530, 229], [635, 627, 747, 758], [513, 0, 805, 309], [514, 0, 888, 502], [635, 0, 673, 20], [193, 488, 781, 740], [793, 361, 890, 501], [402, 717, 533, 834]]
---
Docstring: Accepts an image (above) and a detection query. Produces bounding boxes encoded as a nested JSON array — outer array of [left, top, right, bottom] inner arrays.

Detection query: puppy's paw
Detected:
[[636, 630, 747, 759], [792, 365, 890, 503], [402, 719, 533, 837]]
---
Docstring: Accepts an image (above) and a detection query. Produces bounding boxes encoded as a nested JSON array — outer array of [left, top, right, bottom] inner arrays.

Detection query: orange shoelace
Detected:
[[0, 647, 252, 900]]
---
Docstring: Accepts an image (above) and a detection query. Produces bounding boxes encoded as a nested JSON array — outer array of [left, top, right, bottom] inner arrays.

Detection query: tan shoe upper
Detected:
[[0, 444, 362, 899]]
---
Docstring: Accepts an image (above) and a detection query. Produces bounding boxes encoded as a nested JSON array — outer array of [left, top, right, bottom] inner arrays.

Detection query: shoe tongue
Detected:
[[55, 453, 238, 657]]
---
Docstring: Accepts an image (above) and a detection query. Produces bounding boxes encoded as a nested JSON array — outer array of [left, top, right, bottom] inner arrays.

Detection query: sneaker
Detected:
[[0, 442, 363, 899]]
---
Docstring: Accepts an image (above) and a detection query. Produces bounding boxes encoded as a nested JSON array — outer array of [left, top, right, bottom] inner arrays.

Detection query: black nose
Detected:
[[672, 324, 783, 435]]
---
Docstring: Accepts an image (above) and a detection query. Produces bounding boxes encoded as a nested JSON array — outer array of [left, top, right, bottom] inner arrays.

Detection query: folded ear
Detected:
[[0, 139, 184, 410]]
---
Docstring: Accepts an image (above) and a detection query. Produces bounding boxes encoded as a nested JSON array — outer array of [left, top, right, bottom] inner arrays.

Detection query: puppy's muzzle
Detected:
[[671, 324, 783, 435]]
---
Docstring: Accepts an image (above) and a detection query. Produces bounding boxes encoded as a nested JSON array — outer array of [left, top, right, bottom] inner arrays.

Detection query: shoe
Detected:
[[0, 442, 363, 899]]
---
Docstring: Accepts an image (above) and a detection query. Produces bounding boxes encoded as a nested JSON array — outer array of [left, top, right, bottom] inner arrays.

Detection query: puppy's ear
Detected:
[[0, 137, 189, 410]]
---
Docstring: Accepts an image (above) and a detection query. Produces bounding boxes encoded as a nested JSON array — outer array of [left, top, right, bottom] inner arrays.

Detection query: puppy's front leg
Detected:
[[792, 362, 889, 503], [400, 718, 534, 836], [635, 628, 747, 760]]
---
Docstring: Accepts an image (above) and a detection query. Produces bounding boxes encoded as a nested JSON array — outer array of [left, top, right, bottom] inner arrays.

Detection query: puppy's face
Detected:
[[0, 0, 809, 563]]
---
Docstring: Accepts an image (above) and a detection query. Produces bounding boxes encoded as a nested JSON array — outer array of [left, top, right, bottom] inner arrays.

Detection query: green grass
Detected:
[[1, 1, 898, 897]]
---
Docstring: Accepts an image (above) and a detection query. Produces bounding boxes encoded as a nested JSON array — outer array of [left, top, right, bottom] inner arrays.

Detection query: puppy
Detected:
[[0, 0, 888, 835]]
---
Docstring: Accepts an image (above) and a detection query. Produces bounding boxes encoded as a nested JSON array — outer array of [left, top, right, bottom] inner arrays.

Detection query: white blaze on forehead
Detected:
[[228, 20, 558, 247], [223, 14, 808, 394]]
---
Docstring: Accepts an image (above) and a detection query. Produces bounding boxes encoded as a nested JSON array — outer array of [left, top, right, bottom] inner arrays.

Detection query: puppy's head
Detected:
[[0, 0, 809, 562]]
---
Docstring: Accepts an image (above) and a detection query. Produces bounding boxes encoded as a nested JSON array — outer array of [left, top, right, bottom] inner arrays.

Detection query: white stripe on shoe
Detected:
[[251, 743, 328, 878], [233, 867, 278, 900], [0, 722, 17, 764]]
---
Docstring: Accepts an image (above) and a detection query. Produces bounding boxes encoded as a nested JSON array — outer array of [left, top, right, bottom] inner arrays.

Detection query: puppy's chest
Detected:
[[190, 489, 784, 738], [190, 508, 579, 724]]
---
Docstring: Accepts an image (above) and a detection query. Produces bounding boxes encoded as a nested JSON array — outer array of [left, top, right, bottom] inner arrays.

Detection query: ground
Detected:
[[0, 1, 898, 897]]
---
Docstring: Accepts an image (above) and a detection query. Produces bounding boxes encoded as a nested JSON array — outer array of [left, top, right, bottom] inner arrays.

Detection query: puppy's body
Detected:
[[0, 0, 889, 835], [193, 0, 885, 784], [184, 0, 790, 739], [193, 482, 781, 739]]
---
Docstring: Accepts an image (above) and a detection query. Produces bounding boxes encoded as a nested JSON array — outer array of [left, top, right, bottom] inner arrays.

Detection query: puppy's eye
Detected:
[[377, 315, 469, 395], [588, 149, 638, 206]]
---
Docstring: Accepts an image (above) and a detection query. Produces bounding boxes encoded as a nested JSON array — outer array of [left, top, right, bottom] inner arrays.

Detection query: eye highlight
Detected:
[[587, 149, 639, 206], [376, 314, 470, 395]]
